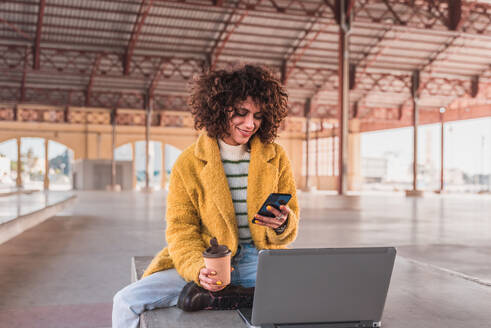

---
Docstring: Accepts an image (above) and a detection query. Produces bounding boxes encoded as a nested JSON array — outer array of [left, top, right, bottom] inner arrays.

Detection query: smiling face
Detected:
[[221, 97, 263, 146]]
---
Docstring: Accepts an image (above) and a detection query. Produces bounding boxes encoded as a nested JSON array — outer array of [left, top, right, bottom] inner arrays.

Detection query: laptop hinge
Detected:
[[274, 321, 378, 328]]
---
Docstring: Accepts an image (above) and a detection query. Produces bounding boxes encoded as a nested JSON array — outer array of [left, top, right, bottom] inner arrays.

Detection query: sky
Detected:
[[361, 117, 491, 175], [0, 139, 70, 160]]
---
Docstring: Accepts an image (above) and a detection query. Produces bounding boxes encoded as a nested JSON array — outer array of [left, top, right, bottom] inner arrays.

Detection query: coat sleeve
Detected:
[[164, 166, 206, 284], [266, 145, 300, 245]]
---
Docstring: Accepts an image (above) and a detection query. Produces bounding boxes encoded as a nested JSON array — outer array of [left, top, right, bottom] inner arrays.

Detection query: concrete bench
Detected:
[[0, 191, 77, 245], [132, 256, 246, 328], [132, 255, 491, 328]]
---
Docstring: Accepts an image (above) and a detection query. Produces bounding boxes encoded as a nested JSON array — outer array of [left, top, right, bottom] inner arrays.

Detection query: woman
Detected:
[[112, 64, 299, 328]]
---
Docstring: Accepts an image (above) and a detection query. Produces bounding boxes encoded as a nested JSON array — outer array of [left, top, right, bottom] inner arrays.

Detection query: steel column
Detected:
[[411, 71, 420, 192], [44, 138, 49, 190], [160, 143, 166, 191], [336, 0, 352, 195], [111, 109, 116, 189], [440, 108, 445, 192], [304, 98, 311, 191], [145, 93, 152, 191], [16, 137, 22, 188], [332, 126, 336, 177], [131, 142, 136, 190], [315, 122, 320, 189]]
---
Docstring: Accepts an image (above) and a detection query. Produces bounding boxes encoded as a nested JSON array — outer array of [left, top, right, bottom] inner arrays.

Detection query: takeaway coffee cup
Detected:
[[203, 237, 232, 285]]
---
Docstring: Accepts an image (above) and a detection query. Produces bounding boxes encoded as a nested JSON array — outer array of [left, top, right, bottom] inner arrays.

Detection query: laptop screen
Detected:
[[251, 247, 396, 326]]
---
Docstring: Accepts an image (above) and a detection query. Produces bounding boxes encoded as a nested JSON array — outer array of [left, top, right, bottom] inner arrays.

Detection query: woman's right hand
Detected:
[[199, 267, 226, 292]]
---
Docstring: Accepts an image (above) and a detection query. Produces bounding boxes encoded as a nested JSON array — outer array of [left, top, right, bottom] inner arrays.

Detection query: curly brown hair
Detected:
[[189, 64, 288, 144]]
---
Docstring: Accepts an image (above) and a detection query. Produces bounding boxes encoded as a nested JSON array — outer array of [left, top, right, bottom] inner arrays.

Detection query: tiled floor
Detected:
[[0, 190, 490, 327]]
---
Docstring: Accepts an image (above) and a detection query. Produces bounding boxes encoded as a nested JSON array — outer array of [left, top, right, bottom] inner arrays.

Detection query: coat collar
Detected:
[[195, 133, 278, 245], [194, 133, 276, 163]]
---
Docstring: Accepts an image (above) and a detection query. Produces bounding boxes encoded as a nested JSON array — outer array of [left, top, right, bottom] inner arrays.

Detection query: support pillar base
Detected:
[[302, 185, 317, 192], [105, 184, 121, 192], [405, 190, 424, 197], [141, 186, 154, 193]]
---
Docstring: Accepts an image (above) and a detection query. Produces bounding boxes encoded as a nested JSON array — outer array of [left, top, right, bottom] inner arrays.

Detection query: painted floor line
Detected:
[[400, 256, 491, 287]]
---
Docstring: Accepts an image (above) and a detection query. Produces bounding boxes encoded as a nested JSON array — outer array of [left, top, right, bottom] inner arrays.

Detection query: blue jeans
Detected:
[[112, 243, 259, 328]]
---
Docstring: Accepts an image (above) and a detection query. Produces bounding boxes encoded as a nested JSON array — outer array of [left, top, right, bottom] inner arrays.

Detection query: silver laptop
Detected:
[[237, 247, 396, 328]]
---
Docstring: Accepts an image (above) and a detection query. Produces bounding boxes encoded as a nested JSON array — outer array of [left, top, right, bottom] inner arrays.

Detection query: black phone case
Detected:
[[257, 193, 292, 218]]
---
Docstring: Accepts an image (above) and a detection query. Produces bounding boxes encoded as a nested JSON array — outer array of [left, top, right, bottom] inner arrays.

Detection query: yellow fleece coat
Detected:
[[142, 133, 300, 284]]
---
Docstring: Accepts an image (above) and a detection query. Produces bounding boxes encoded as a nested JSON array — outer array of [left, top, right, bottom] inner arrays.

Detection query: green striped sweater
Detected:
[[218, 139, 252, 244]]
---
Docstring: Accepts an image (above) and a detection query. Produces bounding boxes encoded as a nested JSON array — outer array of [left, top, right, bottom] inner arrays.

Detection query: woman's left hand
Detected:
[[253, 205, 290, 229]]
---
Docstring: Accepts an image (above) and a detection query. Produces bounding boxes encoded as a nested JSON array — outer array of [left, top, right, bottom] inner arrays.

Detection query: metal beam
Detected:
[[381, 0, 405, 25], [86, 54, 103, 107], [210, 1, 259, 70], [208, 1, 241, 71], [353, 0, 490, 35], [280, 59, 286, 84], [284, 21, 332, 83], [124, 0, 155, 75], [7, 0, 488, 36], [12, 8, 491, 47], [359, 102, 491, 132], [470, 75, 479, 98], [282, 2, 335, 84], [147, 59, 168, 100], [0, 17, 32, 41], [20, 46, 28, 103], [396, 33, 465, 110], [344, 24, 407, 109], [33, 0, 46, 70], [169, 0, 326, 17], [447, 0, 462, 30], [360, 6, 472, 112]]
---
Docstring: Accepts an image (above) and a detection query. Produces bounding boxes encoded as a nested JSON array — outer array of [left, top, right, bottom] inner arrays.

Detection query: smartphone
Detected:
[[257, 193, 292, 218]]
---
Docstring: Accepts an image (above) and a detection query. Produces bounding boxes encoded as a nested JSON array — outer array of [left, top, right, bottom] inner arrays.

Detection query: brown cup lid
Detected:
[[203, 237, 231, 258]]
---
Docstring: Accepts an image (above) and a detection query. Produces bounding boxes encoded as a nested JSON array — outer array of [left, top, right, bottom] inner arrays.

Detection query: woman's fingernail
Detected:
[[266, 205, 272, 211], [211, 271, 217, 275], [216, 281, 222, 285]]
